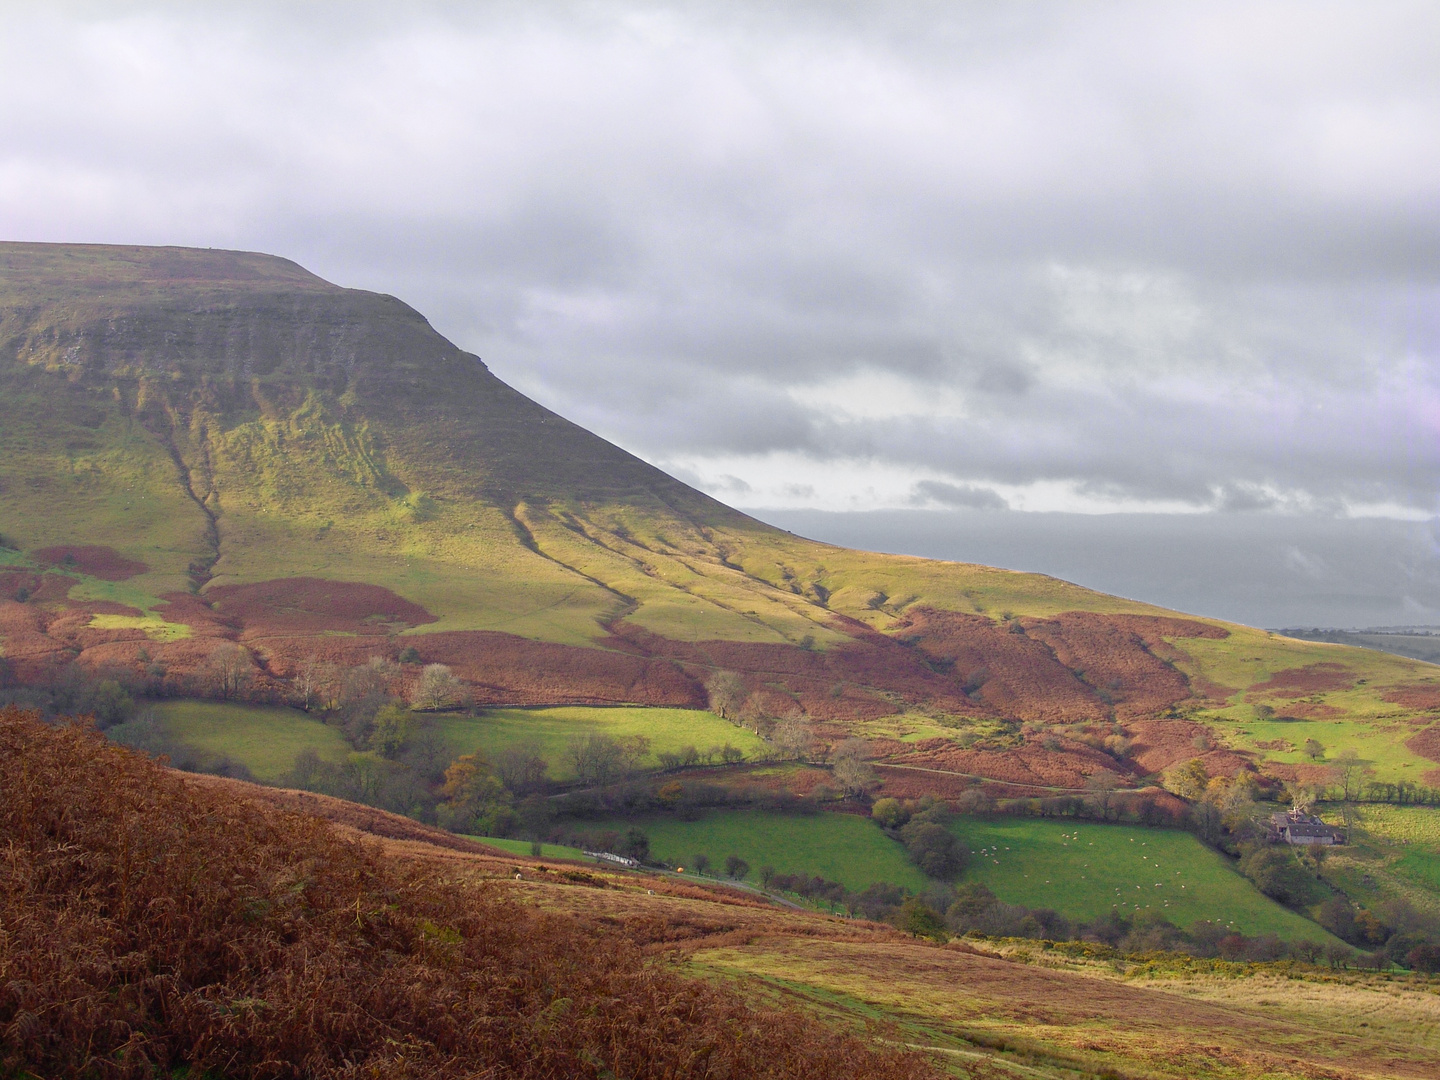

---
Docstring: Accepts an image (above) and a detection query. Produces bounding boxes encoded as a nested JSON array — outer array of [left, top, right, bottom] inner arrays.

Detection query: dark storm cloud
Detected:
[[0, 0, 1438, 521]]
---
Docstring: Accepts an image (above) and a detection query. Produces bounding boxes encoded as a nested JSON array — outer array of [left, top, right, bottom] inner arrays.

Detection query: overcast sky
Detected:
[[2, 2, 1438, 627]]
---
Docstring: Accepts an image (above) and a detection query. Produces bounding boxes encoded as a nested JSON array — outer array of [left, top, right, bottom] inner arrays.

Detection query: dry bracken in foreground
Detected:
[[0, 707, 940, 1080]]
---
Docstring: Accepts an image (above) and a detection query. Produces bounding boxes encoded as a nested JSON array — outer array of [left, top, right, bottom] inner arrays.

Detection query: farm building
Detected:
[[1269, 810, 1344, 846]]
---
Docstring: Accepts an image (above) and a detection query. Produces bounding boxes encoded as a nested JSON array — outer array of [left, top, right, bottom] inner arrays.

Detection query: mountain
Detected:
[[3, 241, 1440, 793]]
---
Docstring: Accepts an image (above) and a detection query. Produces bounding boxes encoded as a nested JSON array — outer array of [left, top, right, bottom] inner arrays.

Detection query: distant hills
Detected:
[[1277, 627, 1440, 666], [4, 241, 1440, 793]]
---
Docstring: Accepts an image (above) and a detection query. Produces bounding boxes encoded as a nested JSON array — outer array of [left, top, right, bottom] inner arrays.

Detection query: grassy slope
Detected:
[[148, 700, 352, 781], [692, 938, 1440, 1080], [120, 699, 762, 784], [463, 836, 591, 861], [5, 242, 1440, 788], [434, 705, 766, 780], [950, 816, 1333, 941], [1314, 803, 1440, 921], [583, 808, 1329, 941], [1179, 628, 1440, 782]]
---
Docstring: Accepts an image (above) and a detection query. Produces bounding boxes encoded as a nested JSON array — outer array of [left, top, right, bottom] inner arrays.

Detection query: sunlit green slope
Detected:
[[3, 241, 1439, 784]]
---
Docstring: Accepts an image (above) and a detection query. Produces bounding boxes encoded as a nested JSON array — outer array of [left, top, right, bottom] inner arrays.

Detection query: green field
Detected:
[[1340, 803, 1440, 849], [1208, 713, 1435, 785], [147, 700, 352, 781], [463, 836, 591, 861], [585, 810, 928, 893], [1319, 803, 1440, 918], [434, 706, 766, 781], [950, 816, 1333, 941]]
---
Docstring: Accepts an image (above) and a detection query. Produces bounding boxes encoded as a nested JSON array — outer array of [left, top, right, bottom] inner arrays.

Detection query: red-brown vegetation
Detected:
[[1405, 725, 1440, 765], [0, 708, 940, 1080], [417, 630, 706, 707], [895, 608, 1105, 722], [205, 577, 438, 635], [888, 737, 1126, 789], [1272, 702, 1344, 719], [613, 621, 972, 721], [180, 773, 504, 855], [1020, 613, 1218, 720], [1125, 718, 1254, 780], [1248, 663, 1354, 698], [31, 545, 148, 581], [1384, 682, 1440, 711]]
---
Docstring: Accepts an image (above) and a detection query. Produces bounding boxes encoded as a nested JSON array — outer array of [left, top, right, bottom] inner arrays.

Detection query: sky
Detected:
[[1, 1, 1438, 628]]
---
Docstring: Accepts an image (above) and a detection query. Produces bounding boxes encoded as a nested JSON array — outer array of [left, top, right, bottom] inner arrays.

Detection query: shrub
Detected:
[[1238, 846, 1314, 906], [621, 827, 650, 862], [871, 797, 910, 828], [897, 800, 969, 879], [1407, 943, 1440, 973], [896, 897, 947, 941]]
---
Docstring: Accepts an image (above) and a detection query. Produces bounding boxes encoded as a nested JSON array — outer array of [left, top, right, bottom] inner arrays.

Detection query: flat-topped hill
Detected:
[[3, 242, 1440, 793]]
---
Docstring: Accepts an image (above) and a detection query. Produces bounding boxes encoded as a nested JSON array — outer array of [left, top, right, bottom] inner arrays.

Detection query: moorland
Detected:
[[6, 242, 1440, 1073]]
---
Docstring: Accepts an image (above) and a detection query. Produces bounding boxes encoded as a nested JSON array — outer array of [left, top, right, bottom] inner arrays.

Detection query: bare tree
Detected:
[[567, 733, 651, 787], [411, 663, 463, 710], [343, 656, 401, 706], [1084, 772, 1120, 821], [294, 654, 332, 711], [204, 644, 253, 700], [830, 737, 878, 795], [773, 718, 816, 761], [1332, 749, 1372, 802], [494, 740, 550, 795], [704, 670, 747, 721]]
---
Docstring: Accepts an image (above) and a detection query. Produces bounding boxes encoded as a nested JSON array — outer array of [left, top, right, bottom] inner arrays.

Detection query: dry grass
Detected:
[[693, 937, 1440, 1080], [0, 707, 941, 1080]]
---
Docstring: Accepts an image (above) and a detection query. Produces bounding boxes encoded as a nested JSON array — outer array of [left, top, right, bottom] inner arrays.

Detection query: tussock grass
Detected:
[[0, 707, 941, 1080]]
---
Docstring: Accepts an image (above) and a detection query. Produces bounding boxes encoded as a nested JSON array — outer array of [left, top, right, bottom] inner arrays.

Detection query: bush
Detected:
[[621, 827, 650, 862], [896, 800, 969, 879], [1407, 943, 1440, 973], [871, 797, 910, 828], [896, 897, 947, 940], [1238, 846, 1315, 906]]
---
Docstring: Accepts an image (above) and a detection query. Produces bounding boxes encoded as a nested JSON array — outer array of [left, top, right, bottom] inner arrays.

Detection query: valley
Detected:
[[6, 242, 1440, 1075]]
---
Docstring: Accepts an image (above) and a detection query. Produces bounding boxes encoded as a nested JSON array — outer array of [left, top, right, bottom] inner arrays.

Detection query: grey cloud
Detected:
[[0, 1, 1437, 522], [911, 481, 1009, 511]]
